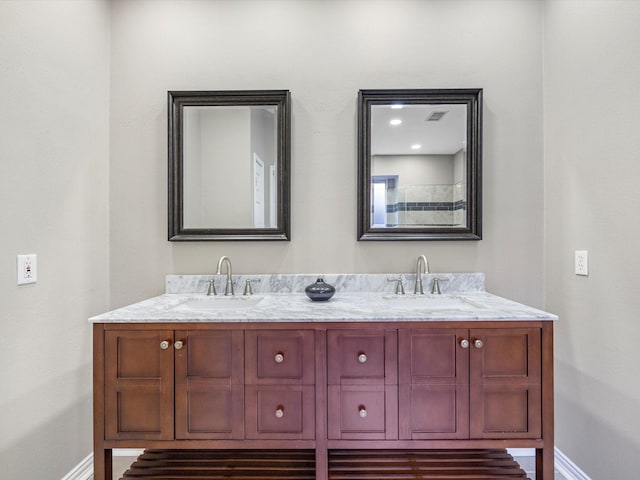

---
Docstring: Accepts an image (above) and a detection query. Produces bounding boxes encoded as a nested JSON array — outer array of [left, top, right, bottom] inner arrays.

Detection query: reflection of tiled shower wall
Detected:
[[389, 184, 466, 226]]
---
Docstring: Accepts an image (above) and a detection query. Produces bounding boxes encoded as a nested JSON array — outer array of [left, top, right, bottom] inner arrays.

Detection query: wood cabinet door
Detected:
[[398, 328, 469, 439], [104, 330, 174, 440], [469, 328, 542, 439], [174, 330, 244, 439]]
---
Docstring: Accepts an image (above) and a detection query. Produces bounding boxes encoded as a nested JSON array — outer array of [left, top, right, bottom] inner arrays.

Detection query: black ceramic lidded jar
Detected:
[[304, 277, 335, 301]]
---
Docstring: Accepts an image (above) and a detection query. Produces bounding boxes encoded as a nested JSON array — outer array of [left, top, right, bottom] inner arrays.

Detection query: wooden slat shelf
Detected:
[[119, 449, 530, 480]]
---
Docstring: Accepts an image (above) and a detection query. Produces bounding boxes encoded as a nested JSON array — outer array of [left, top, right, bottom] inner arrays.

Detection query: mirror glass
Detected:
[[357, 89, 482, 240], [169, 91, 290, 241]]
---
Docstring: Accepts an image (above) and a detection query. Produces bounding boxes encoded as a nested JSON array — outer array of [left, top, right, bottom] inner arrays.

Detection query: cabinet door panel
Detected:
[[105, 330, 174, 440], [470, 328, 541, 439], [398, 329, 469, 439], [175, 330, 244, 439], [245, 385, 315, 439], [246, 330, 314, 384], [399, 383, 469, 439]]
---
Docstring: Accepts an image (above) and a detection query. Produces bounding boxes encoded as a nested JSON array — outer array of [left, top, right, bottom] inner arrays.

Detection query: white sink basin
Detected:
[[171, 296, 265, 311], [380, 294, 485, 311]]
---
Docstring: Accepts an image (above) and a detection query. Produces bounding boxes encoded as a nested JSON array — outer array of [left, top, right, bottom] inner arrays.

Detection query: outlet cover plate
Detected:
[[575, 250, 588, 276], [17, 254, 37, 285]]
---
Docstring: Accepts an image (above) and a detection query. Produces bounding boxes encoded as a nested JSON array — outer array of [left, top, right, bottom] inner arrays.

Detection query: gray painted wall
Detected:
[[544, 1, 640, 478], [109, 0, 545, 309], [0, 1, 110, 478]]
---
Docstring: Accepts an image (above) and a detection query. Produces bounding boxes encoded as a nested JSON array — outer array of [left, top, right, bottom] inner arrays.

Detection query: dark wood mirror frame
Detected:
[[357, 88, 482, 241], [168, 90, 291, 241]]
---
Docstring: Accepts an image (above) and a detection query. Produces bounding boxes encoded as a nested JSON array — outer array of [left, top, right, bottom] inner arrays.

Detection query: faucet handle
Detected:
[[243, 278, 261, 296], [387, 277, 405, 295], [431, 277, 450, 295], [202, 278, 216, 296]]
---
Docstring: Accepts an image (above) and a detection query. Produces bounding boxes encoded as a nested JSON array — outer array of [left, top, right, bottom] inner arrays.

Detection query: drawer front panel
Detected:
[[246, 330, 315, 384], [328, 385, 398, 440], [245, 385, 315, 439], [327, 330, 397, 384]]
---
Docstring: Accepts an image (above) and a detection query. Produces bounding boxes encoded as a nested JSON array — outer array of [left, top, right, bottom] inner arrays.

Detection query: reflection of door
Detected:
[[269, 165, 276, 228], [371, 176, 398, 227], [253, 153, 265, 228], [372, 182, 386, 227]]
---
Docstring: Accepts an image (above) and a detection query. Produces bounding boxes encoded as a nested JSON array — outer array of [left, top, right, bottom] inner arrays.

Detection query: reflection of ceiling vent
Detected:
[[425, 111, 448, 122]]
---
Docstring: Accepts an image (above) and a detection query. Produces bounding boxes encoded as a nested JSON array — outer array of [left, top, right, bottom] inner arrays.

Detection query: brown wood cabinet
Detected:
[[94, 321, 554, 480], [398, 327, 541, 440]]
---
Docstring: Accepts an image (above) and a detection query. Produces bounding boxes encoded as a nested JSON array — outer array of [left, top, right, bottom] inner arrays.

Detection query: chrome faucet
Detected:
[[414, 255, 429, 294], [215, 255, 234, 296]]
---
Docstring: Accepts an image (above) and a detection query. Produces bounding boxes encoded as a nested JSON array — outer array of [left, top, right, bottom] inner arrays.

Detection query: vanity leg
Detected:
[[94, 448, 112, 480], [536, 447, 554, 480], [315, 330, 329, 479], [315, 446, 328, 480]]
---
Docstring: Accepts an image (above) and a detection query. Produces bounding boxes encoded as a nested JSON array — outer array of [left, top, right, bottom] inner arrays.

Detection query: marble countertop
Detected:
[[90, 291, 557, 323]]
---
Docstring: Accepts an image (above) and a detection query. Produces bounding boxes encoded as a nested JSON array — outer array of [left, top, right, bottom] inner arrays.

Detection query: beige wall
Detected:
[[544, 1, 640, 477], [0, 1, 110, 478], [109, 0, 545, 308]]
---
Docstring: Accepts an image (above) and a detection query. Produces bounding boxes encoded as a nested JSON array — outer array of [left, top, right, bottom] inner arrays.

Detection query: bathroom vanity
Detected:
[[91, 274, 556, 480]]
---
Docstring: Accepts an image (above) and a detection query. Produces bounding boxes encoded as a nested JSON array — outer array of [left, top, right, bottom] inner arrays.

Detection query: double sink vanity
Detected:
[[91, 269, 556, 480], [103, 86, 555, 478]]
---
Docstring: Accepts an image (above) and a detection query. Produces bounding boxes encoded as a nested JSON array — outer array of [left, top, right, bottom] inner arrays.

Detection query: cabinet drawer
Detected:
[[327, 330, 397, 384], [246, 330, 315, 384], [245, 385, 315, 439], [328, 385, 398, 440]]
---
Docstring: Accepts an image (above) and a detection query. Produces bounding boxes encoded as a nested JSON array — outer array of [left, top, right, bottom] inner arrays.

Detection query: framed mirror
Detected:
[[168, 90, 290, 241], [357, 88, 482, 241]]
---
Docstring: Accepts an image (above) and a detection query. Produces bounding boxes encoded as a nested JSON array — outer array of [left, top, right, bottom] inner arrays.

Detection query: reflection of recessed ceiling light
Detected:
[[389, 119, 402, 126], [411, 144, 421, 150], [391, 104, 403, 109]]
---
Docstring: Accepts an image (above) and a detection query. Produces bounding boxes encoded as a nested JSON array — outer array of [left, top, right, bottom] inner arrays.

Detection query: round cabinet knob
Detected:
[[274, 353, 284, 363], [358, 353, 367, 363], [174, 341, 184, 350], [275, 407, 284, 418], [358, 407, 367, 418], [160, 340, 170, 350], [474, 339, 484, 349], [460, 339, 470, 349]]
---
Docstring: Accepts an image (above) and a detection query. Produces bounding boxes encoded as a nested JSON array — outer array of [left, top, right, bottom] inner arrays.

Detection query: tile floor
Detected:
[[110, 454, 568, 480]]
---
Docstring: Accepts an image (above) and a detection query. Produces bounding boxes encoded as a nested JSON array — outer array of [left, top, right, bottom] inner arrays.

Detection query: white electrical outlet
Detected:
[[17, 254, 37, 285], [575, 250, 588, 276]]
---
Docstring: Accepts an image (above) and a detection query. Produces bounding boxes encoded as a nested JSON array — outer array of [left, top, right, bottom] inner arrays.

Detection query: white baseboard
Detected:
[[555, 447, 591, 480], [60, 453, 93, 480], [507, 448, 535, 457], [113, 448, 143, 457]]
